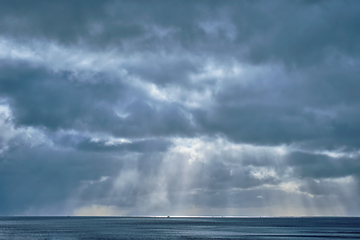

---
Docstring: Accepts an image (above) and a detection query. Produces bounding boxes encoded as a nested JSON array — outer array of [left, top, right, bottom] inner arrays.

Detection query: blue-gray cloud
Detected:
[[0, 0, 359, 216]]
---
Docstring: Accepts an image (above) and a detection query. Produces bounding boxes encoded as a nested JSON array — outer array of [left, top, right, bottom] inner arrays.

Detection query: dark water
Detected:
[[0, 217, 359, 239]]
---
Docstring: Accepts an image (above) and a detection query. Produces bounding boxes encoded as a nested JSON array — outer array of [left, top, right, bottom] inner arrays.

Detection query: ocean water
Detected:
[[0, 217, 359, 239]]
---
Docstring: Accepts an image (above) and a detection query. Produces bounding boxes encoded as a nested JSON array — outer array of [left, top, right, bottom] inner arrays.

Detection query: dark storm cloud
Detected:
[[231, 1, 360, 66], [1, 0, 356, 64], [0, 61, 194, 138], [1, 0, 359, 63], [191, 55, 360, 149], [0, 0, 360, 216], [0, 61, 122, 130], [0, 0, 224, 48], [0, 0, 113, 44], [288, 152, 360, 179], [125, 58, 200, 88], [0, 144, 122, 215]]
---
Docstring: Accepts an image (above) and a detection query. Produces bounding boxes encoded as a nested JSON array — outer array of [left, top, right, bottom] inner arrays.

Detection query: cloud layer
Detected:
[[0, 0, 360, 216]]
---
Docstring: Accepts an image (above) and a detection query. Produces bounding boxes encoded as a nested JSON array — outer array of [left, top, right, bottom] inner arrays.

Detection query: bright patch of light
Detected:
[[169, 137, 289, 165], [190, 60, 244, 82], [249, 166, 277, 180], [198, 16, 237, 40], [0, 103, 50, 149], [315, 149, 360, 159], [73, 204, 127, 216]]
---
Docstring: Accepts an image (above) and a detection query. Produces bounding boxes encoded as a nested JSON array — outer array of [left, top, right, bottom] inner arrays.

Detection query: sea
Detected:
[[0, 217, 359, 239]]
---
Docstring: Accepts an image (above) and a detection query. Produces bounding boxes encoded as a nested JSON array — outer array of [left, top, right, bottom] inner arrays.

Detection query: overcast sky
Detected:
[[0, 0, 360, 216]]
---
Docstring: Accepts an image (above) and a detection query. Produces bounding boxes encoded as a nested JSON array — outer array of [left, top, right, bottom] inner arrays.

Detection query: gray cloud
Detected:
[[288, 152, 360, 179], [0, 0, 359, 216], [0, 145, 122, 215]]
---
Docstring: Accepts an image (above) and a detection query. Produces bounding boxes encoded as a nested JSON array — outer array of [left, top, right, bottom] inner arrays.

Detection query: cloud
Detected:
[[287, 152, 360, 179], [0, 0, 359, 216]]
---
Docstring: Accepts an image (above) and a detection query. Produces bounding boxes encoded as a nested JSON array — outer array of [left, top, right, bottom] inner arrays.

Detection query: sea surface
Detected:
[[0, 216, 359, 239]]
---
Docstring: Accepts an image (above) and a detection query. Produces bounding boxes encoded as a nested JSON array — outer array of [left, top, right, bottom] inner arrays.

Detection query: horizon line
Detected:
[[2, 215, 360, 218]]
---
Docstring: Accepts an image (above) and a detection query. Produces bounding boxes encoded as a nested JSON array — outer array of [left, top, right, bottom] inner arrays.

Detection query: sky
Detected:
[[0, 0, 360, 217]]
